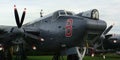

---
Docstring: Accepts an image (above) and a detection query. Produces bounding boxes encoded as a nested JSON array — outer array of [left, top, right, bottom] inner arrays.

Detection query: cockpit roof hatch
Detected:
[[53, 10, 74, 19]]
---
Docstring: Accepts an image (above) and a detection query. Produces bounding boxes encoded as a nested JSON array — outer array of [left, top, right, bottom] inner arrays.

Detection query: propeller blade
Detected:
[[20, 8, 26, 27], [14, 5, 21, 28], [103, 24, 114, 35]]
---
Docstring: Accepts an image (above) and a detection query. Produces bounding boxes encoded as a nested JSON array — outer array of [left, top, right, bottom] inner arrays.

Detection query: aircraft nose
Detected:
[[86, 20, 107, 34]]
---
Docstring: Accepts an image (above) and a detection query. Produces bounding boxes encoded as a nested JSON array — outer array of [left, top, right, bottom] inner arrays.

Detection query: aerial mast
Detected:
[[40, 9, 43, 17]]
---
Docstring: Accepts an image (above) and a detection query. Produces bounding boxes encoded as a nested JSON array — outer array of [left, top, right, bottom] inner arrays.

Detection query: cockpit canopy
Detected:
[[53, 10, 74, 19], [77, 9, 99, 20]]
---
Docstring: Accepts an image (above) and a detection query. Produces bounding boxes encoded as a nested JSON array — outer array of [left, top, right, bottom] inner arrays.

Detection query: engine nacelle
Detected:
[[77, 9, 99, 20]]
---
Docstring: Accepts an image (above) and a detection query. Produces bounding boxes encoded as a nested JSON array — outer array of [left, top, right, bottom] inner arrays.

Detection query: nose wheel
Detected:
[[67, 47, 86, 60]]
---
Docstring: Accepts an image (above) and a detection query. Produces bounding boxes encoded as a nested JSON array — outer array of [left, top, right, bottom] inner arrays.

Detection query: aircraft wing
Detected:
[[0, 25, 13, 33], [0, 25, 14, 41]]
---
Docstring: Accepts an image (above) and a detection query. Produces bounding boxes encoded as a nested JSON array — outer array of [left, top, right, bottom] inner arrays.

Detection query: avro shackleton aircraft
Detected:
[[0, 5, 107, 60]]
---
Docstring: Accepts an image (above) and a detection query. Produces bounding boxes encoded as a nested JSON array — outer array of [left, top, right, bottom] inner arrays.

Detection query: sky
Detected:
[[0, 0, 120, 34]]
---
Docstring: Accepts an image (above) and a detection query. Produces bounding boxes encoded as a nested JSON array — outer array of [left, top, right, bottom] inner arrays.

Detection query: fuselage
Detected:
[[23, 15, 106, 55], [24, 16, 87, 52]]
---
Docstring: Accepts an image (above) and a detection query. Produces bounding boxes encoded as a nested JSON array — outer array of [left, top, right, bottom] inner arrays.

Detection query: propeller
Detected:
[[13, 5, 27, 60], [94, 24, 114, 49], [13, 5, 39, 40], [12, 5, 40, 60], [0, 5, 41, 60], [102, 24, 114, 35], [14, 5, 26, 28]]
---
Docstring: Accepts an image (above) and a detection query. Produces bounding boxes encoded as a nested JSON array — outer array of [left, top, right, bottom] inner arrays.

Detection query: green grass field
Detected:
[[25, 54, 120, 60]]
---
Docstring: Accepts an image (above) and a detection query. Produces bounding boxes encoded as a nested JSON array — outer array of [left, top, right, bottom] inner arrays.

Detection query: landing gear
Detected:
[[52, 55, 60, 60], [67, 47, 86, 60], [0, 44, 12, 60], [102, 54, 106, 59], [4, 48, 12, 60], [52, 54, 64, 60], [67, 54, 79, 60], [14, 44, 26, 60]]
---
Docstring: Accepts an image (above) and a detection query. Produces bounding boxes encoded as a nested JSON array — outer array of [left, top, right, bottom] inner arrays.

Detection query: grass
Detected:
[[27, 56, 52, 60], [25, 54, 120, 60], [88, 53, 120, 60], [27, 56, 67, 60]]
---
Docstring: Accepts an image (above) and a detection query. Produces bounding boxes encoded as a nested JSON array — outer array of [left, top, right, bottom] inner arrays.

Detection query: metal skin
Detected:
[[22, 15, 106, 54], [25, 16, 87, 52], [0, 6, 107, 60]]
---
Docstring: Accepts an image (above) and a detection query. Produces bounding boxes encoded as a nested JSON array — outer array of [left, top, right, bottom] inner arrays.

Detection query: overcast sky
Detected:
[[0, 0, 120, 34]]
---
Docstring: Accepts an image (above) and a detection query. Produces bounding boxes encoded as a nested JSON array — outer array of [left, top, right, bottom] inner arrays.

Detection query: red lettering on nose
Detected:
[[65, 19, 73, 37]]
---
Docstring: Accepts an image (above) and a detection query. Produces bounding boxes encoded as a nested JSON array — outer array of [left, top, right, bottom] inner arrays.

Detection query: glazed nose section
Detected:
[[86, 20, 107, 34]]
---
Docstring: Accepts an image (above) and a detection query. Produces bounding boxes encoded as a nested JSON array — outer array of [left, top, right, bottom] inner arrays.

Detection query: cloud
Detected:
[[0, 0, 119, 33]]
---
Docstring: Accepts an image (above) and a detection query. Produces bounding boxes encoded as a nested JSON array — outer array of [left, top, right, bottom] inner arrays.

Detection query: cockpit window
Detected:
[[67, 12, 73, 15], [59, 11, 66, 16], [53, 10, 74, 19]]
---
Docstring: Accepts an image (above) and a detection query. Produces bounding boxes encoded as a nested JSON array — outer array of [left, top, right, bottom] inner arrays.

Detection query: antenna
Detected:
[[40, 9, 43, 17]]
